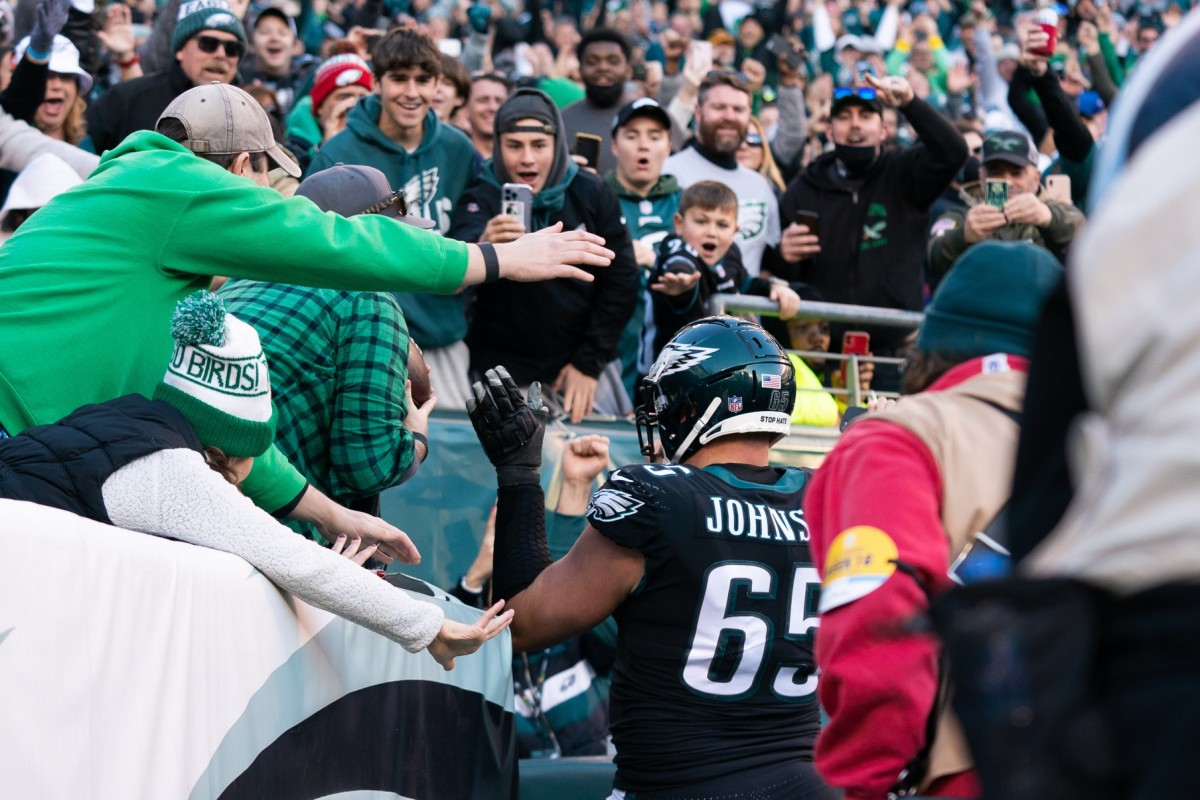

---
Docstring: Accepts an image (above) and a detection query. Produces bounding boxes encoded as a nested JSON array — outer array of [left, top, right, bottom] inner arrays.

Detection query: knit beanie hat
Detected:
[[153, 292, 276, 458], [491, 87, 571, 190], [172, 0, 247, 54], [918, 241, 1063, 359], [309, 53, 373, 114]]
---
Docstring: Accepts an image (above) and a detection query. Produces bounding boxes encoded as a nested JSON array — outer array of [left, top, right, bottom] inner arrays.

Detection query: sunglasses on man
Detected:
[[195, 34, 245, 59]]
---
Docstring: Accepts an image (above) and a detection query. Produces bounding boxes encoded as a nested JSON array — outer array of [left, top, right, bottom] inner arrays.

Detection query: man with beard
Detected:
[[87, 0, 247, 154], [663, 71, 781, 276], [561, 28, 631, 176], [774, 74, 966, 388]]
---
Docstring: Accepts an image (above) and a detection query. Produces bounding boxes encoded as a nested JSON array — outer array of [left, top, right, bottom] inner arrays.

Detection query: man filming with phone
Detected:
[[450, 88, 638, 424], [928, 130, 1084, 275]]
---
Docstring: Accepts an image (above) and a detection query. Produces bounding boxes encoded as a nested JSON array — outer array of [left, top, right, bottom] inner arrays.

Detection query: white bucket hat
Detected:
[[14, 34, 93, 95]]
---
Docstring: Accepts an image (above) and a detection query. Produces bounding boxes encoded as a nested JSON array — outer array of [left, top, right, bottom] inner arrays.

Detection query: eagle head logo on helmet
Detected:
[[636, 316, 795, 463]]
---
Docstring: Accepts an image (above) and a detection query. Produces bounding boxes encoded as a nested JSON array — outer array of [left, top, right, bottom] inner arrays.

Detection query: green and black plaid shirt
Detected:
[[220, 281, 414, 541]]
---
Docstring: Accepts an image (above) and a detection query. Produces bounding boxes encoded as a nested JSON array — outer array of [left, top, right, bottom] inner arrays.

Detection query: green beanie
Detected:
[[918, 241, 1063, 359], [153, 292, 276, 458], [172, 0, 247, 54]]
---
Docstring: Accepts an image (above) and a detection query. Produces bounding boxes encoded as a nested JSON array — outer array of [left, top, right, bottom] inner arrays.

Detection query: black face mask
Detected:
[[834, 143, 880, 177], [585, 80, 624, 108]]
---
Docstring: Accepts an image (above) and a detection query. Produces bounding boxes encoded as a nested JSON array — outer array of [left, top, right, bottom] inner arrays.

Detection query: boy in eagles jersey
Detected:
[[650, 181, 801, 357]]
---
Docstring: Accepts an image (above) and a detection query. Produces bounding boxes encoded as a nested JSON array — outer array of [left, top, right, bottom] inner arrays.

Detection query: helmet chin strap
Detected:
[[671, 397, 723, 463]]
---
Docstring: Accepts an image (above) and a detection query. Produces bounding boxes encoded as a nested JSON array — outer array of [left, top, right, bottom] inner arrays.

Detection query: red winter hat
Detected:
[[310, 54, 373, 114]]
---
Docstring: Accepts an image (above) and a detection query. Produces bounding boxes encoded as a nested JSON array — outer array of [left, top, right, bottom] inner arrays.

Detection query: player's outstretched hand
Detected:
[[493, 222, 615, 283], [427, 600, 514, 671], [467, 366, 548, 486]]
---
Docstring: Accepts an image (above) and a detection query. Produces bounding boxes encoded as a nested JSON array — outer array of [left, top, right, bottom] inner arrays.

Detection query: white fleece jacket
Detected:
[[100, 448, 444, 652], [0, 109, 99, 179]]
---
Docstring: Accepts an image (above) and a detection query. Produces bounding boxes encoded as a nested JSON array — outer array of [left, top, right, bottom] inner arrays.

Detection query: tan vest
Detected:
[[871, 367, 1026, 787]]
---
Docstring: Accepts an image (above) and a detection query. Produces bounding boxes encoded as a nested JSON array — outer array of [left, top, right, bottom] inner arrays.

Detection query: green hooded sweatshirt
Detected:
[[0, 130, 468, 512], [309, 98, 479, 348], [606, 173, 682, 398]]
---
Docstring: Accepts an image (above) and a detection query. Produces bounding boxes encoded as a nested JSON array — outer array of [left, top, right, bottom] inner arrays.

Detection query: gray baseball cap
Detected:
[[295, 163, 437, 229], [156, 83, 301, 178]]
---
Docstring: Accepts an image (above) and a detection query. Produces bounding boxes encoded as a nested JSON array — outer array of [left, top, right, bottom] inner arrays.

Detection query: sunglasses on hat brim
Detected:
[[833, 86, 878, 102], [195, 35, 245, 59]]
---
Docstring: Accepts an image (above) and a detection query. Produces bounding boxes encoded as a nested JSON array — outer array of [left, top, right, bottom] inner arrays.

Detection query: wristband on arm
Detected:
[[479, 242, 501, 284]]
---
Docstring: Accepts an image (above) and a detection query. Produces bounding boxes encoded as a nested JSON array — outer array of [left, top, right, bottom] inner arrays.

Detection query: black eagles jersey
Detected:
[[585, 461, 822, 794]]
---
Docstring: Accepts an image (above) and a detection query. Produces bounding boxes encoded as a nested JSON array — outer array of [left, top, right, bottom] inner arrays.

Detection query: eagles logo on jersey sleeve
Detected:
[[587, 466, 666, 551]]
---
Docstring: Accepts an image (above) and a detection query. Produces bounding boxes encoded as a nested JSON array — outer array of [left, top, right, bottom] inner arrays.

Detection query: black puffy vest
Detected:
[[0, 395, 204, 524]]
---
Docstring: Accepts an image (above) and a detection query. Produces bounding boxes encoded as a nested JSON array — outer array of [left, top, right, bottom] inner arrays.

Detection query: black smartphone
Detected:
[[794, 209, 820, 236], [573, 133, 603, 170]]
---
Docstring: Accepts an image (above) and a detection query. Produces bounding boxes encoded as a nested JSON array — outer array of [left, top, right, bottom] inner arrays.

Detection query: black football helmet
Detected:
[[636, 316, 796, 463]]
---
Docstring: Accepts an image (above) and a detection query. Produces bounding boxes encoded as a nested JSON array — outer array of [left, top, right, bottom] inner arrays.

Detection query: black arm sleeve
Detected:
[[492, 482, 553, 603], [0, 56, 48, 122], [1030, 69, 1093, 163], [1007, 67, 1049, 146]]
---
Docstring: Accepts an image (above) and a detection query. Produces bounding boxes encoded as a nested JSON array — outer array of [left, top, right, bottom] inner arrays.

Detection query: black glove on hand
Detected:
[[29, 0, 72, 56], [467, 366, 548, 487]]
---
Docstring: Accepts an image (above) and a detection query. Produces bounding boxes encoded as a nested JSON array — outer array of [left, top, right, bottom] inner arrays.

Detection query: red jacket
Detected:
[[806, 357, 1026, 800]]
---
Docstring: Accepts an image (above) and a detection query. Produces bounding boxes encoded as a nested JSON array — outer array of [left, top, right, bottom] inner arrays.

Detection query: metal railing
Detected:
[[707, 293, 925, 329], [707, 293, 925, 408]]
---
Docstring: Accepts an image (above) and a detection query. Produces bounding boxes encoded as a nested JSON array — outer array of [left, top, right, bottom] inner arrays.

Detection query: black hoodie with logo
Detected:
[[773, 97, 966, 349]]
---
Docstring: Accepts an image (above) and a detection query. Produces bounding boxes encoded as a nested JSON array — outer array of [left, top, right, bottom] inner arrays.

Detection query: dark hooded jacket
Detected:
[[774, 97, 967, 350], [449, 88, 638, 384]]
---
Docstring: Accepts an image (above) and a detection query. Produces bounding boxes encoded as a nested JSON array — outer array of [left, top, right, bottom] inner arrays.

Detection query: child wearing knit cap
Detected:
[[0, 292, 512, 669]]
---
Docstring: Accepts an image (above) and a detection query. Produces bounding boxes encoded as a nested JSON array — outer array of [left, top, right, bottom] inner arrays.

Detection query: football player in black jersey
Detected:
[[467, 316, 837, 800]]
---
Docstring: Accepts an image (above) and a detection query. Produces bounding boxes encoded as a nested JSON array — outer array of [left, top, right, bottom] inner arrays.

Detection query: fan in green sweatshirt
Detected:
[[0, 130, 468, 513]]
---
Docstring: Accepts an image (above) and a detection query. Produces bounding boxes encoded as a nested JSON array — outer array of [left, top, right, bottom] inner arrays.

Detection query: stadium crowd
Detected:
[[1, 0, 1197, 795]]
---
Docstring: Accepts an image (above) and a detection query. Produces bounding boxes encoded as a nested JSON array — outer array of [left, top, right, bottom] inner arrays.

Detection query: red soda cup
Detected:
[[1035, 8, 1059, 56]]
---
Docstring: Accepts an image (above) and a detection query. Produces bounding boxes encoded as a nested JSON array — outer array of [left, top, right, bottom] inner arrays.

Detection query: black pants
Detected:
[[1103, 584, 1200, 800]]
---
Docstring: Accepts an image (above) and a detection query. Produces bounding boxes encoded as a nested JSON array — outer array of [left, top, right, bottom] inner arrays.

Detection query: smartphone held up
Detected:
[[841, 330, 870, 385], [501, 183, 534, 233], [572, 133, 602, 170], [985, 180, 1009, 210]]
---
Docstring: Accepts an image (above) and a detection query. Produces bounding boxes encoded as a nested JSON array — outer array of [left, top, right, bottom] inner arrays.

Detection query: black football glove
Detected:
[[467, 366, 548, 487]]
